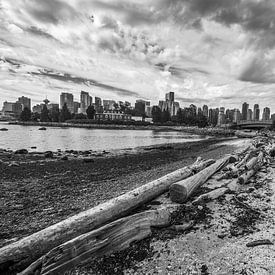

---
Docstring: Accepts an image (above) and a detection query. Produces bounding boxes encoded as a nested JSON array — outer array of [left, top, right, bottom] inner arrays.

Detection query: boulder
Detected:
[[14, 149, 28, 154], [44, 151, 54, 158]]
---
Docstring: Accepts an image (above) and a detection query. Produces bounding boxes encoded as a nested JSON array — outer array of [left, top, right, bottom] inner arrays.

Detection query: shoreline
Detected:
[[8, 121, 235, 136], [0, 138, 243, 249]]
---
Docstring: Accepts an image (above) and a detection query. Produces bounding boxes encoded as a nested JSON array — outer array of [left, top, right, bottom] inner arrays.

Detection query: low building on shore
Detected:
[[95, 111, 132, 121]]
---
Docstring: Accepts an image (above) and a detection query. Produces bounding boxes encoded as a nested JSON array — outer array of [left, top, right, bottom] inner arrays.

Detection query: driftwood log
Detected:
[[20, 206, 178, 275], [0, 158, 214, 273], [169, 155, 237, 203]]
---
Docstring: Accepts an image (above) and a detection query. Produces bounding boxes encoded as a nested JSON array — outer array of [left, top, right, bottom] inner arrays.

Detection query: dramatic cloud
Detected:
[[0, 0, 275, 112]]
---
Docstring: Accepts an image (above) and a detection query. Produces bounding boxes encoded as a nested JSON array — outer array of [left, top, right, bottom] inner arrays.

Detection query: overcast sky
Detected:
[[0, 0, 275, 112]]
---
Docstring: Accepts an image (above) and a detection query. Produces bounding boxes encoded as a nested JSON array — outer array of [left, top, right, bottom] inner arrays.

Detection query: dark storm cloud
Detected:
[[155, 63, 210, 77], [26, 26, 60, 42], [30, 69, 141, 98], [25, 0, 77, 24]]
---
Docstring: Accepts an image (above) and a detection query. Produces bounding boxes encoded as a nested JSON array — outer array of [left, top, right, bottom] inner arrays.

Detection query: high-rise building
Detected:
[[262, 107, 271, 120], [80, 91, 92, 114], [217, 107, 225, 126], [271, 113, 275, 121], [242, 102, 249, 121], [209, 108, 219, 126], [18, 96, 31, 110], [233, 109, 241, 123], [225, 109, 234, 123], [135, 100, 146, 116], [60, 93, 74, 113], [165, 92, 174, 102], [247, 109, 253, 121], [253, 104, 260, 120], [202, 105, 208, 118]]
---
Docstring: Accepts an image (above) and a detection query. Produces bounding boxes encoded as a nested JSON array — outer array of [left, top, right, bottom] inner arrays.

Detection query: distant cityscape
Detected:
[[1, 91, 275, 126]]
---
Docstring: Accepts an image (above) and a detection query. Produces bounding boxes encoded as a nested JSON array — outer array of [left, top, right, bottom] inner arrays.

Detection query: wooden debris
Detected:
[[246, 239, 274, 247], [192, 187, 228, 204], [20, 206, 178, 275], [0, 158, 213, 273], [169, 155, 237, 203]]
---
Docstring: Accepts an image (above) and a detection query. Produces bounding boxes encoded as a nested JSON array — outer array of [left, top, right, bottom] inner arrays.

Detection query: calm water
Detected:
[[0, 123, 206, 151]]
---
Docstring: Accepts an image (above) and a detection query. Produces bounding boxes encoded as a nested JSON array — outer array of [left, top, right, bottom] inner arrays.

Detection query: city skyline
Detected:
[[1, 91, 274, 123], [1, 1, 275, 111]]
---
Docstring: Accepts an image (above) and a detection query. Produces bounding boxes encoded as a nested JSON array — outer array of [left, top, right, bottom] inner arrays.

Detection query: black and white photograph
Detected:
[[0, 0, 275, 274]]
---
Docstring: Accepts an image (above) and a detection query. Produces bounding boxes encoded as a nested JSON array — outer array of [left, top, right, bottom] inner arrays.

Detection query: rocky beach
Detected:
[[3, 136, 271, 274]]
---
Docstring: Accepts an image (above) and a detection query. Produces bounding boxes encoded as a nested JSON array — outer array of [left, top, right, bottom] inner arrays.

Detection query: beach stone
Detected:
[[44, 151, 54, 158], [14, 149, 28, 154], [61, 155, 68, 161], [83, 158, 94, 163]]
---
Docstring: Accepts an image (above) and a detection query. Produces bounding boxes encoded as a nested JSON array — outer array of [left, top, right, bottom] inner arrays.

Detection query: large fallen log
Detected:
[[170, 155, 237, 203], [0, 158, 214, 273], [20, 206, 178, 275], [245, 152, 263, 170]]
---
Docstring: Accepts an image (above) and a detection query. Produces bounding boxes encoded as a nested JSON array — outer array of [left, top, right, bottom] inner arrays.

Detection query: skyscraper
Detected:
[[217, 107, 225, 126], [80, 91, 92, 114], [202, 105, 208, 118], [253, 104, 260, 120], [60, 93, 74, 113], [95, 97, 103, 113], [165, 92, 174, 102], [247, 109, 253, 121], [242, 102, 249, 121], [262, 107, 271, 120]]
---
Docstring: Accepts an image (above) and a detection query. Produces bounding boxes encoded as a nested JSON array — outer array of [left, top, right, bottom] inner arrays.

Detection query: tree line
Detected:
[[151, 106, 208, 127], [20, 103, 96, 122]]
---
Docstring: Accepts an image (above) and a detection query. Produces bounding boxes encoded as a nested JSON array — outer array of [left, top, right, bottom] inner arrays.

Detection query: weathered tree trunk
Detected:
[[0, 158, 213, 273], [20, 206, 178, 275], [192, 187, 228, 204], [238, 162, 263, 184], [169, 155, 237, 203]]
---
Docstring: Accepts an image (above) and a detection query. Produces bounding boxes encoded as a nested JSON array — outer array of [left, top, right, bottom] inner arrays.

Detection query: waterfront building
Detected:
[[271, 113, 275, 121], [253, 104, 260, 120], [209, 108, 219, 126], [262, 107, 271, 121], [247, 109, 253, 121], [18, 96, 31, 110], [60, 93, 74, 113], [95, 110, 131, 121], [242, 102, 249, 121]]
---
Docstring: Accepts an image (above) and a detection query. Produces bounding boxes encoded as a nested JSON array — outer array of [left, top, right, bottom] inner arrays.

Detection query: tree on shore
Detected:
[[40, 105, 50, 122], [86, 105, 96, 119], [59, 103, 72, 122], [20, 107, 31, 121], [50, 108, 60, 122]]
